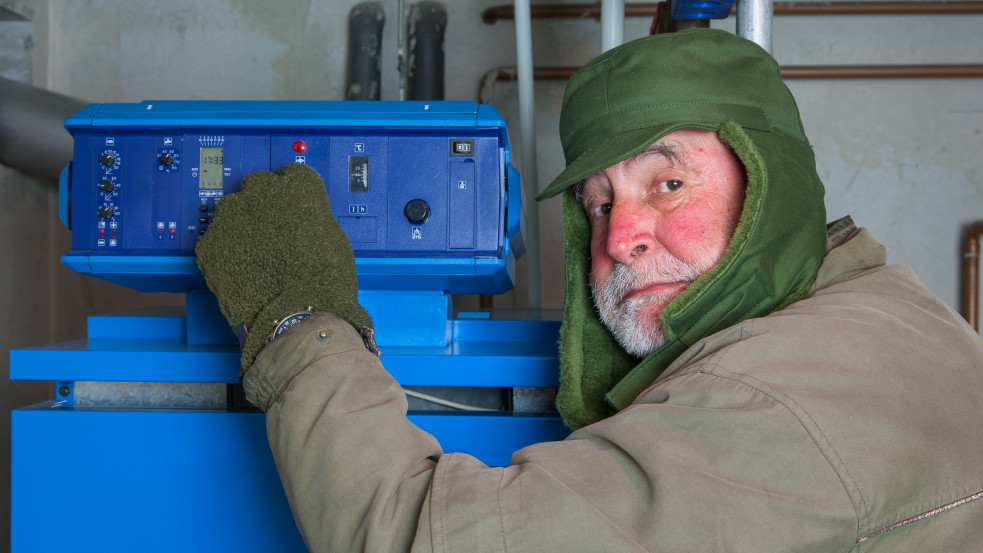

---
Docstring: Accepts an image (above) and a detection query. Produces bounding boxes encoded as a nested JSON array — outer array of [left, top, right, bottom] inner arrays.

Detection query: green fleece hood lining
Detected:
[[661, 122, 765, 326]]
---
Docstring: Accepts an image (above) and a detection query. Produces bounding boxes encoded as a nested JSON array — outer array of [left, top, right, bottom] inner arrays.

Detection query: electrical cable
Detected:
[[402, 388, 500, 411]]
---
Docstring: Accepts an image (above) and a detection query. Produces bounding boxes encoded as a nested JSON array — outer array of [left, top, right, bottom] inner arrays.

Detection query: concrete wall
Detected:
[[2, 0, 981, 548]]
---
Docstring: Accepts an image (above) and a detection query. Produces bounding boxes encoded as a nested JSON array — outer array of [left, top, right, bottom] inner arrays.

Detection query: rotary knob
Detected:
[[404, 199, 430, 224], [97, 206, 114, 219], [98, 179, 115, 193], [99, 153, 116, 166], [158, 153, 174, 166]]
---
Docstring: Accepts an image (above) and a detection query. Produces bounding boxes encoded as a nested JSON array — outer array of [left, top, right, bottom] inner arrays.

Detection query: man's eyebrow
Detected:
[[576, 140, 686, 204], [629, 140, 685, 169]]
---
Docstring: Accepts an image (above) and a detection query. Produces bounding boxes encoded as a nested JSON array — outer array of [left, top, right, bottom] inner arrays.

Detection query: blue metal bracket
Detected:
[[672, 0, 737, 20]]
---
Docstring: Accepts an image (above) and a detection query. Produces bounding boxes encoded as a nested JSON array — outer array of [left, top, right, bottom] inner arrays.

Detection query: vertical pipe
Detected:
[[962, 222, 983, 331], [406, 2, 448, 101], [345, 3, 385, 101], [964, 234, 979, 331], [736, 0, 773, 53], [514, 0, 542, 308], [600, 0, 625, 52], [397, 0, 407, 101]]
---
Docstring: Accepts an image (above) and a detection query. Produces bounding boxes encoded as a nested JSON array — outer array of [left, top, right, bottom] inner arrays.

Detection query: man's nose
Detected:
[[606, 199, 656, 265]]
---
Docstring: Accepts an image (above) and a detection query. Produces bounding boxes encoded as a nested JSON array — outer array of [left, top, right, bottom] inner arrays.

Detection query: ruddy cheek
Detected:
[[661, 211, 712, 250]]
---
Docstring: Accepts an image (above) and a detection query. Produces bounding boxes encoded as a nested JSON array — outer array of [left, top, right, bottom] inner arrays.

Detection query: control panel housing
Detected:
[[61, 101, 523, 293]]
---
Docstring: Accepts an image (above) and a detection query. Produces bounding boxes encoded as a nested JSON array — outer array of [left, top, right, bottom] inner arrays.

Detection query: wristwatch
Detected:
[[265, 306, 315, 346]]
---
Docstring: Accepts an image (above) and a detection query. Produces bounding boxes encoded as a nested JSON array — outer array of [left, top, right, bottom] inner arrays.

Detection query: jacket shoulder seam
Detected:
[[497, 467, 510, 552]]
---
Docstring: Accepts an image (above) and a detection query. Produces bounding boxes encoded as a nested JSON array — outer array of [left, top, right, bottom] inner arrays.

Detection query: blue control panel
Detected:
[[61, 101, 523, 294]]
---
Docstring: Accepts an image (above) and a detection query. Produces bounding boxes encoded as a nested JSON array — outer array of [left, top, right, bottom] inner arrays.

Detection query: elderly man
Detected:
[[196, 29, 983, 552]]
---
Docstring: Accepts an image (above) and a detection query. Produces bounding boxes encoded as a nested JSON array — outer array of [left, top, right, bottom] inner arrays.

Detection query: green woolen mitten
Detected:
[[195, 163, 373, 375]]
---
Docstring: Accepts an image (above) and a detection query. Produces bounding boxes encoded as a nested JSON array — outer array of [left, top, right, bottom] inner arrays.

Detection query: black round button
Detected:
[[158, 153, 174, 166], [404, 199, 430, 224], [198, 217, 209, 224], [99, 153, 116, 166], [98, 180, 115, 193], [97, 206, 114, 219], [199, 205, 209, 212]]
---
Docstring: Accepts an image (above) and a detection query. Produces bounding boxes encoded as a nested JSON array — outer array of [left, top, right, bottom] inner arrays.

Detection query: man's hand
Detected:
[[195, 163, 373, 374]]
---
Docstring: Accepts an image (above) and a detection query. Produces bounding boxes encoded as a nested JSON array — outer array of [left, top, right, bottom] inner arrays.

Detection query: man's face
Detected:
[[581, 129, 746, 357]]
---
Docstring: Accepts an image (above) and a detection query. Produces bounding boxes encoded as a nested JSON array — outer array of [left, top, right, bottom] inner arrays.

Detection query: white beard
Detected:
[[590, 250, 718, 358]]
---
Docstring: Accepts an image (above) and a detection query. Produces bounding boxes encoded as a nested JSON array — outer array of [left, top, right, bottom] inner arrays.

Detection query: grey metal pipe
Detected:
[[737, 0, 774, 53], [600, 0, 625, 53], [407, 2, 448, 101], [0, 76, 87, 181], [514, 0, 542, 308], [345, 2, 385, 101], [398, 0, 407, 100]]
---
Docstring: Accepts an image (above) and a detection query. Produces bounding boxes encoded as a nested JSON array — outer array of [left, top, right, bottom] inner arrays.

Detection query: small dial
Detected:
[[97, 206, 115, 219], [98, 179, 115, 193], [404, 199, 431, 224], [99, 149, 121, 172]]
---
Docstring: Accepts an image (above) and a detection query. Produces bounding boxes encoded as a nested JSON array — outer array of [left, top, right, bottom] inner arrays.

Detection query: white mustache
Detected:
[[601, 254, 707, 307]]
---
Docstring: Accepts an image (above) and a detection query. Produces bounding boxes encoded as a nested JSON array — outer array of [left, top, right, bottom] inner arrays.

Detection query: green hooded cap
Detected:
[[537, 29, 828, 430]]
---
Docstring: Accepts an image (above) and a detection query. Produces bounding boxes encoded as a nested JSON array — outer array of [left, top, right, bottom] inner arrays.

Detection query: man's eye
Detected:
[[656, 179, 684, 192], [589, 203, 612, 218]]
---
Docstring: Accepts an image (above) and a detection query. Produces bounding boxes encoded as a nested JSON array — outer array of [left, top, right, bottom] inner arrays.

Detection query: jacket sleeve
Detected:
[[244, 313, 858, 553]]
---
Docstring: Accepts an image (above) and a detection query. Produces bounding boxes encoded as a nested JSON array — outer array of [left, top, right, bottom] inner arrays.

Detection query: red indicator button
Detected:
[[292, 140, 308, 153], [170, 229, 176, 234]]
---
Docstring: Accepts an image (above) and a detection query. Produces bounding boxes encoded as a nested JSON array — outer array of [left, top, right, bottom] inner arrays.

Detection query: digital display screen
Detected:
[[199, 147, 224, 190]]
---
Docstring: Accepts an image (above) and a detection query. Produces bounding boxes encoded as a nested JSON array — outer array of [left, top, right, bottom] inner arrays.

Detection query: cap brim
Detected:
[[536, 124, 686, 201]]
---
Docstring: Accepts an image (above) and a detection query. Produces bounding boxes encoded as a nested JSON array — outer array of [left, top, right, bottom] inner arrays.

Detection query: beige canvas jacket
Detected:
[[245, 225, 983, 552]]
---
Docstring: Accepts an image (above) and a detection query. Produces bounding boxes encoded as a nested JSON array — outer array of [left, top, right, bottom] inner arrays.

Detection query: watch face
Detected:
[[275, 313, 312, 338]]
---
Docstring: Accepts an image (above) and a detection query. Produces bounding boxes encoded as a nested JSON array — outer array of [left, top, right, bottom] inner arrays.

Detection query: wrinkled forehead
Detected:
[[575, 129, 747, 203]]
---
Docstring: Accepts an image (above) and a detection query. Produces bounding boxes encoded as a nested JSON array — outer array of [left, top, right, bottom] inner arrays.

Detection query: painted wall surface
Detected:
[[20, 0, 983, 311], [1, 0, 981, 547]]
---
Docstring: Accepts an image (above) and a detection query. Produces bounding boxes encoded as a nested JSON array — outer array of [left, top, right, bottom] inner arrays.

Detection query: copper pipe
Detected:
[[482, 2, 983, 22], [773, 1, 983, 15], [962, 222, 983, 331], [489, 64, 983, 82], [483, 4, 658, 23], [781, 65, 983, 79]]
